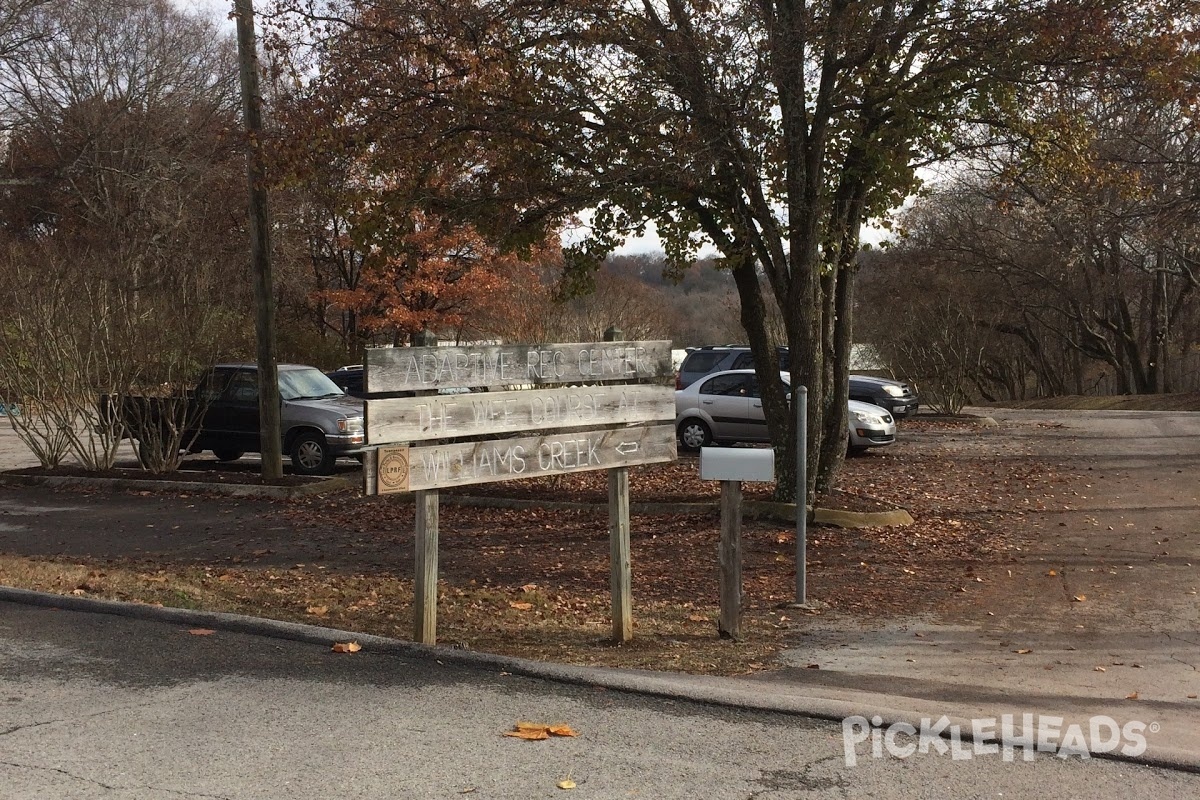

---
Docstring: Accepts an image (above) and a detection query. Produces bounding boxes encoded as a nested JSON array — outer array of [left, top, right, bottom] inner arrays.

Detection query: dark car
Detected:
[[104, 364, 366, 475], [676, 345, 788, 389], [326, 365, 365, 397], [192, 364, 366, 474], [848, 374, 920, 419]]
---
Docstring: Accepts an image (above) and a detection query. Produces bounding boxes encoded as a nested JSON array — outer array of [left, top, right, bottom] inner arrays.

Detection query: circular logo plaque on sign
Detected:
[[377, 446, 411, 494]]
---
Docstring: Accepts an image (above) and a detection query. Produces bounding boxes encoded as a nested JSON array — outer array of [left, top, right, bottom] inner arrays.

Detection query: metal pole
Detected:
[[795, 385, 808, 604]]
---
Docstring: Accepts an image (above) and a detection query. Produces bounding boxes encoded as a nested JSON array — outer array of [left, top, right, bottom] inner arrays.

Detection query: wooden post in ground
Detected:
[[362, 448, 377, 496], [718, 479, 743, 640], [414, 489, 439, 644], [604, 323, 633, 643], [609, 466, 633, 642], [410, 327, 441, 644]]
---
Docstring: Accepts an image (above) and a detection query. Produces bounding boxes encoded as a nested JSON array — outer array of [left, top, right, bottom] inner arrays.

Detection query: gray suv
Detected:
[[189, 364, 365, 475], [676, 345, 918, 418]]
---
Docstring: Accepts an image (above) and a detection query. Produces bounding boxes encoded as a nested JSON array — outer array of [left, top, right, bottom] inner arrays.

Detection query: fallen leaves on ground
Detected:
[[503, 722, 578, 740], [0, 416, 1085, 676], [187, 628, 215, 636], [504, 728, 549, 741], [331, 641, 361, 653]]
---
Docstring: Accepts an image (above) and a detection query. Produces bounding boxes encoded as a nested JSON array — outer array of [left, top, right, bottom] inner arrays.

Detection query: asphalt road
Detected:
[[767, 408, 1200, 764], [3, 409, 1199, 793], [772, 413, 1200, 675], [2, 601, 1198, 799]]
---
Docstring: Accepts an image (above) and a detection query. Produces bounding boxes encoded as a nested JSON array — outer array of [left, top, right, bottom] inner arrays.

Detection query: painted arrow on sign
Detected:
[[615, 441, 640, 456]]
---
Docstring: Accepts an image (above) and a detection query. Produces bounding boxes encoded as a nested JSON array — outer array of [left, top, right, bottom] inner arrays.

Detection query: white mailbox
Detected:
[[699, 447, 775, 483]]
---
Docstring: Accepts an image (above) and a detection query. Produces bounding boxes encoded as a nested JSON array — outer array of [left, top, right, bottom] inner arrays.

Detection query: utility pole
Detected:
[[234, 0, 282, 479]]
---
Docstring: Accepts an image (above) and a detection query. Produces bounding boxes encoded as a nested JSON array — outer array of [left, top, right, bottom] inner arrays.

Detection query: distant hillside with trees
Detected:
[[602, 254, 744, 347]]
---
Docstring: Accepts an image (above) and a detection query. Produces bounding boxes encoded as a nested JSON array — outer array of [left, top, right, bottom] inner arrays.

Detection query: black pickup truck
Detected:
[[104, 363, 366, 475]]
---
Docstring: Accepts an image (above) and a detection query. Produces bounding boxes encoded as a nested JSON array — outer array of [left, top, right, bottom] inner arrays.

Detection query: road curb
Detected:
[[0, 472, 354, 499], [1, 585, 1194, 773]]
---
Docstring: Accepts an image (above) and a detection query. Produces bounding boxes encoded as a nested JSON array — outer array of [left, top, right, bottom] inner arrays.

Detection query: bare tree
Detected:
[[0, 0, 252, 470]]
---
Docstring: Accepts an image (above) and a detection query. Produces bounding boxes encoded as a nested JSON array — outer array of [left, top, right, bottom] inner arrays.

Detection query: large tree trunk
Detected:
[[731, 260, 799, 500], [817, 260, 854, 493]]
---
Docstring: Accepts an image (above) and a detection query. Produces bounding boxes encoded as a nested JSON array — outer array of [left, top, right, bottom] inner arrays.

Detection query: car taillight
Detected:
[[675, 374, 682, 390]]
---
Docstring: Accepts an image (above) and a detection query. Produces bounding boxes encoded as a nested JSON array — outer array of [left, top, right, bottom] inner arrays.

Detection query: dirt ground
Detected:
[[0, 415, 1074, 673]]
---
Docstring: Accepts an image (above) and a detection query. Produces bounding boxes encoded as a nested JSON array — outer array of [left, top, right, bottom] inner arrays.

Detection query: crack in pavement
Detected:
[[0, 761, 235, 799], [1167, 653, 1198, 671], [1164, 633, 1200, 671], [0, 718, 59, 739], [0, 696, 192, 739]]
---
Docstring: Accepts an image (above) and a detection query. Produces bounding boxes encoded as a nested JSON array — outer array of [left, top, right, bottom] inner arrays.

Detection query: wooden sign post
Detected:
[[609, 466, 632, 641], [362, 338, 676, 645], [413, 490, 438, 644], [699, 448, 775, 641]]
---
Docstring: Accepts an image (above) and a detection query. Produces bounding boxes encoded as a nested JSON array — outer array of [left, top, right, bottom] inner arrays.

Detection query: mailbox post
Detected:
[[700, 447, 775, 640]]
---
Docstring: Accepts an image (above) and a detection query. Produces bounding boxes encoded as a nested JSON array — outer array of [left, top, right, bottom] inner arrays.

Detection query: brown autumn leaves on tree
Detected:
[[266, 0, 1200, 498], [3, 0, 1197, 492], [266, 2, 570, 351]]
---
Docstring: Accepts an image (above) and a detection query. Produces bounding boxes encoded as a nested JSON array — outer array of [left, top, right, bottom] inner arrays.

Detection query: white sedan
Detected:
[[674, 369, 897, 453]]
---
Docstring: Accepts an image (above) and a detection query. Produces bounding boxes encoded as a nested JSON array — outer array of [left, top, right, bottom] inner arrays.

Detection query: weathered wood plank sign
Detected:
[[364, 340, 672, 393], [362, 337, 677, 647], [366, 384, 672, 446], [374, 424, 675, 493]]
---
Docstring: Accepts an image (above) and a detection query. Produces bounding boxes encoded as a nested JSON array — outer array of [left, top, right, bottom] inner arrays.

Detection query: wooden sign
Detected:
[[374, 424, 676, 493], [364, 340, 672, 393], [363, 335, 678, 647], [366, 384, 673, 445]]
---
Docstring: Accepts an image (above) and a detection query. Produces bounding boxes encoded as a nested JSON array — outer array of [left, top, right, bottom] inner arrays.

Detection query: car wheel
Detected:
[[677, 418, 712, 452], [212, 448, 245, 462], [290, 431, 334, 476]]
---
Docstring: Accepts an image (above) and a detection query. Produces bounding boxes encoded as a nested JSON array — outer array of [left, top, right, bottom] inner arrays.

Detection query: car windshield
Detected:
[[278, 368, 345, 401]]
